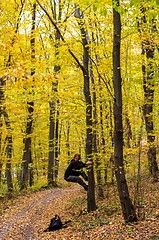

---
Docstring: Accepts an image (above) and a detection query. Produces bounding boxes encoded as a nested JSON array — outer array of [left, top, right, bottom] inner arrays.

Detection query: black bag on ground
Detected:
[[44, 214, 70, 232]]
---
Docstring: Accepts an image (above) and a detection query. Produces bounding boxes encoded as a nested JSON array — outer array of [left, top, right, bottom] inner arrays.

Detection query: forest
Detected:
[[0, 0, 159, 239]]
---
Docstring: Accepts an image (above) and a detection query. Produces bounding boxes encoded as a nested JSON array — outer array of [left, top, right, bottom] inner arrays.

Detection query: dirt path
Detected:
[[0, 185, 83, 240]]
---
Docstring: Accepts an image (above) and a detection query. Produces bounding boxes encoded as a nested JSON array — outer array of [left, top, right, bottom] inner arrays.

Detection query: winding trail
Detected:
[[0, 185, 82, 240]]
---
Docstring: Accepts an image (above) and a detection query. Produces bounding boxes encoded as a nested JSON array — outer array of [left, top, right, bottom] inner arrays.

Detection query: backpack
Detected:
[[44, 214, 70, 232]]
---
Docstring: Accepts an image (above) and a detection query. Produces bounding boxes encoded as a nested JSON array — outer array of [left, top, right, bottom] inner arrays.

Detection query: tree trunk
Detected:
[[139, 7, 158, 180], [66, 121, 71, 163], [5, 137, 13, 192], [90, 61, 104, 199], [20, 3, 36, 190], [75, 8, 96, 212], [20, 104, 34, 190], [48, 2, 61, 186], [124, 114, 132, 148], [4, 112, 13, 192], [112, 0, 137, 223], [109, 101, 115, 184], [55, 101, 60, 181], [48, 99, 56, 186], [0, 77, 13, 193]]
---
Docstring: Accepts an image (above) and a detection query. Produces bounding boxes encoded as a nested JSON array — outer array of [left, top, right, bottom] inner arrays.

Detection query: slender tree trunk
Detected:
[[5, 135, 13, 192], [48, 99, 56, 185], [55, 101, 60, 181], [20, 3, 36, 190], [0, 78, 5, 185], [0, 119, 2, 184], [75, 8, 96, 212], [124, 114, 132, 148], [90, 61, 104, 198], [3, 112, 13, 192], [48, 76, 59, 186], [48, 2, 61, 186], [112, 0, 137, 223], [99, 79, 109, 187], [109, 101, 115, 184], [0, 78, 13, 193], [66, 121, 71, 163]]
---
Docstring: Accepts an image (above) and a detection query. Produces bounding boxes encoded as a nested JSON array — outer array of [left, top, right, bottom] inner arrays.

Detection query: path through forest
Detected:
[[0, 185, 83, 240]]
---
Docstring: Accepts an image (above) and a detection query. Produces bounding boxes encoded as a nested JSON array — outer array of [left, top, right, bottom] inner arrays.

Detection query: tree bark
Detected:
[[90, 61, 104, 199], [112, 0, 137, 223], [75, 8, 96, 212], [55, 100, 60, 181], [139, 7, 158, 181], [0, 82, 13, 193], [66, 121, 71, 163], [20, 3, 36, 190], [48, 1, 61, 186], [3, 112, 13, 193]]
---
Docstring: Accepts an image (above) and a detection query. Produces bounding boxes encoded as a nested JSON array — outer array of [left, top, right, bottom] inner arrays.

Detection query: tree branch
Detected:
[[36, 0, 84, 72]]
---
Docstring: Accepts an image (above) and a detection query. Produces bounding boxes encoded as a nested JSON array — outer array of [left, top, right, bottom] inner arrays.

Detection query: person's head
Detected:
[[73, 154, 81, 161]]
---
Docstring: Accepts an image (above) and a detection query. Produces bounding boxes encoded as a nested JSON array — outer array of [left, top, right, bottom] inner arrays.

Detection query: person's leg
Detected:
[[80, 171, 88, 181], [65, 176, 88, 191]]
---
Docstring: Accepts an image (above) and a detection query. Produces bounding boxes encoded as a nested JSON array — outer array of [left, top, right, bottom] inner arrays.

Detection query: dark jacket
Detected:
[[64, 159, 86, 179]]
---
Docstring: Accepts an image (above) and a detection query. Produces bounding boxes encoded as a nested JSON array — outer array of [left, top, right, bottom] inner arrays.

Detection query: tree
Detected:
[[37, 0, 96, 211], [48, 0, 62, 187], [112, 0, 137, 223], [74, 7, 96, 212], [138, 3, 158, 181], [0, 77, 13, 193], [20, 3, 36, 190]]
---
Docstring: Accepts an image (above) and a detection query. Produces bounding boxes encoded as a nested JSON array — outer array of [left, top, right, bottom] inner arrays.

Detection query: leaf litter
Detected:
[[0, 179, 159, 240]]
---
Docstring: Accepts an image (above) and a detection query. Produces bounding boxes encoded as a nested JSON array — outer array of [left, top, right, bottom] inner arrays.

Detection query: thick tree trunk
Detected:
[[113, 0, 137, 223], [142, 41, 158, 181], [139, 6, 158, 181]]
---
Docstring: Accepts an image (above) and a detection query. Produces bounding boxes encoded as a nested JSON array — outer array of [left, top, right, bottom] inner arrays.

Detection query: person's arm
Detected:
[[85, 161, 93, 165], [78, 160, 93, 168], [78, 161, 87, 168]]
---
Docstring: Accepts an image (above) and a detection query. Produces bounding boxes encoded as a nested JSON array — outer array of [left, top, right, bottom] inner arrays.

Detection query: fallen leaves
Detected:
[[0, 178, 159, 239]]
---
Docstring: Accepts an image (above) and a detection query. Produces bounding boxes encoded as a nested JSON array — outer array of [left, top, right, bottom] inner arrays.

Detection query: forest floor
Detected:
[[0, 178, 159, 240]]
